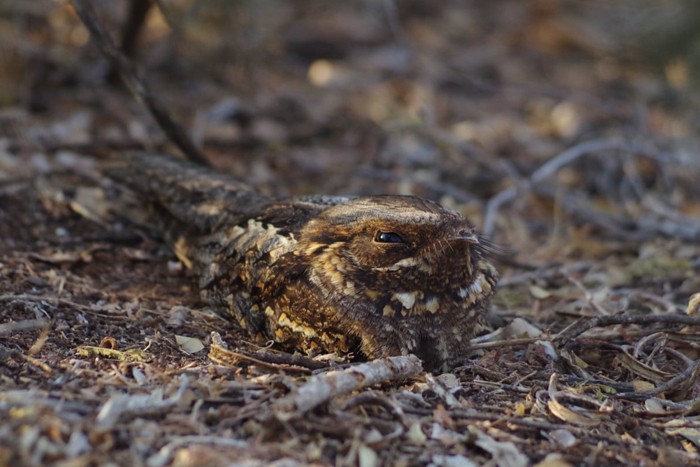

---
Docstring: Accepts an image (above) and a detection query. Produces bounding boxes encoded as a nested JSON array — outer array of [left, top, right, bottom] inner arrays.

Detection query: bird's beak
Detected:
[[450, 230, 480, 244]]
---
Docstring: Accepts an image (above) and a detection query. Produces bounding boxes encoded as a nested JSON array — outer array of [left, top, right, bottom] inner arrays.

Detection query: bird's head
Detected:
[[299, 195, 498, 368]]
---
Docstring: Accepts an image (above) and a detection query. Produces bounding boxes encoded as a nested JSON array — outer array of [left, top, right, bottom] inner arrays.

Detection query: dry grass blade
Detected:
[[614, 359, 700, 401], [617, 347, 675, 384], [545, 374, 608, 427]]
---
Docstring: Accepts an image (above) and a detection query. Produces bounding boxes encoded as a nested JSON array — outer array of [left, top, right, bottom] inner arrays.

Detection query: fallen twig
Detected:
[[555, 312, 700, 343], [106, 0, 154, 84], [273, 355, 422, 417], [563, 270, 612, 316], [408, 404, 587, 432], [209, 343, 313, 374], [8, 350, 53, 374], [623, 155, 700, 240], [0, 318, 49, 335], [209, 331, 330, 372], [253, 348, 331, 370], [468, 337, 541, 350], [0, 293, 131, 320]]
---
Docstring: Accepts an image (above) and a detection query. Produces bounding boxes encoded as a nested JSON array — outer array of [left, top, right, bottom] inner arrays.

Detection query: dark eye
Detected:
[[374, 231, 403, 243]]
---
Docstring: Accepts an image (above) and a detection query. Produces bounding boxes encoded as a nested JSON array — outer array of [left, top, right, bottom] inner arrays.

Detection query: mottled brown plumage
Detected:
[[108, 154, 498, 369]]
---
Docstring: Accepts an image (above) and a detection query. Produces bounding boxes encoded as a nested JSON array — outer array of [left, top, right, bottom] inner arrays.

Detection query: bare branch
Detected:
[[70, 0, 210, 166], [482, 139, 679, 238], [555, 312, 700, 343]]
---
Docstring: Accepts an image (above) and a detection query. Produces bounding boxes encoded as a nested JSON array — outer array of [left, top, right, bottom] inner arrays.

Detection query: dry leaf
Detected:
[[548, 429, 577, 448], [667, 427, 700, 449], [358, 445, 378, 467], [547, 374, 603, 427], [502, 317, 544, 338], [644, 399, 666, 415], [470, 426, 529, 467], [619, 350, 674, 384], [76, 345, 147, 361], [430, 454, 478, 467], [534, 453, 574, 467], [70, 186, 109, 222], [530, 285, 552, 299], [631, 380, 656, 392], [175, 335, 205, 354], [407, 423, 427, 443]]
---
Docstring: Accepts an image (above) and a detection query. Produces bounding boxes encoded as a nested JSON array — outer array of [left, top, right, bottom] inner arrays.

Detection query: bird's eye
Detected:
[[374, 231, 403, 243]]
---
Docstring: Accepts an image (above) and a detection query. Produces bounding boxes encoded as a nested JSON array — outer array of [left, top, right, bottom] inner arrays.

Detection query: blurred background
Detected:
[[1, 0, 699, 267]]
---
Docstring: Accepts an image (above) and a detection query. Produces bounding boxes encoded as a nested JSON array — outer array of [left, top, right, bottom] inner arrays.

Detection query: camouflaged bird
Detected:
[[107, 154, 498, 369]]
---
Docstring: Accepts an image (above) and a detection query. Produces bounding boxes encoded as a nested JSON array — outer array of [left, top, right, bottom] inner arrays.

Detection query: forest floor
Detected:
[[2, 1, 700, 466]]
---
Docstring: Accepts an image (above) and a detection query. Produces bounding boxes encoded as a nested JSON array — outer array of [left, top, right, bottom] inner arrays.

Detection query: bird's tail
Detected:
[[104, 153, 270, 268]]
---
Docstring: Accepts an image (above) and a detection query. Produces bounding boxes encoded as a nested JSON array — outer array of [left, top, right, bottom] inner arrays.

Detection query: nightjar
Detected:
[[107, 154, 498, 369]]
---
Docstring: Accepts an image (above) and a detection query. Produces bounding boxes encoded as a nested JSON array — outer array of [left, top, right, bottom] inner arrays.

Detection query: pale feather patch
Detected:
[[393, 257, 419, 268], [455, 271, 496, 308], [425, 296, 440, 314], [470, 275, 485, 294], [208, 262, 220, 280], [393, 292, 416, 310], [344, 281, 356, 295], [226, 219, 296, 263], [304, 242, 326, 255], [316, 242, 357, 291], [437, 337, 450, 361], [373, 256, 431, 273], [174, 236, 193, 269], [195, 201, 224, 216], [383, 304, 396, 317], [365, 289, 380, 300], [277, 312, 318, 338]]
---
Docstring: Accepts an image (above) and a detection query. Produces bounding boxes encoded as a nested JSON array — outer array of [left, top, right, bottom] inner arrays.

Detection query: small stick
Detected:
[[107, 0, 155, 84], [614, 359, 700, 400], [0, 318, 49, 335], [274, 355, 422, 417], [468, 337, 541, 350], [70, 0, 210, 167], [555, 312, 700, 343], [252, 348, 331, 370]]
